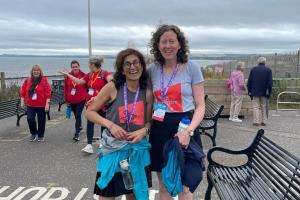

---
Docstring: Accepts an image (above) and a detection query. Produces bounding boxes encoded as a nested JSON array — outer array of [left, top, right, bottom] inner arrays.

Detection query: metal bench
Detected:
[[0, 99, 25, 126], [205, 129, 300, 200], [197, 95, 224, 146], [51, 79, 65, 111]]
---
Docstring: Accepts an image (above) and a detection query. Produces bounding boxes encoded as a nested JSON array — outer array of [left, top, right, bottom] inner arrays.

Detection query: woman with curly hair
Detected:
[[148, 24, 206, 199], [86, 48, 153, 200]]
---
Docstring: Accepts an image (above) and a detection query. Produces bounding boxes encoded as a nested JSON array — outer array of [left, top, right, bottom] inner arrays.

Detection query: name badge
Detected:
[[152, 103, 167, 122], [88, 88, 94, 96], [32, 93, 37, 100], [71, 88, 76, 96]]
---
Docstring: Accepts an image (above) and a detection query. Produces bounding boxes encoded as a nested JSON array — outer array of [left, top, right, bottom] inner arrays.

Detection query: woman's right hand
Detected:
[[58, 69, 69, 76], [108, 123, 128, 140]]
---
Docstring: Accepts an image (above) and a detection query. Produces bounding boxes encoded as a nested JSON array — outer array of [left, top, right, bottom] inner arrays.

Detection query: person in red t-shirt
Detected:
[[63, 60, 87, 142], [20, 65, 52, 142], [60, 56, 113, 154]]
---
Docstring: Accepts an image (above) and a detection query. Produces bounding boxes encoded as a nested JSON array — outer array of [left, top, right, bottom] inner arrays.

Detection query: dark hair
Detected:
[[150, 24, 189, 66], [113, 48, 148, 90], [70, 60, 80, 67]]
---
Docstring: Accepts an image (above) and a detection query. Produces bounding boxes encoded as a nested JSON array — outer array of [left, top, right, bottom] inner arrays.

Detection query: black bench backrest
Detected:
[[251, 136, 300, 200], [204, 95, 224, 119], [50, 79, 65, 105], [0, 99, 20, 119]]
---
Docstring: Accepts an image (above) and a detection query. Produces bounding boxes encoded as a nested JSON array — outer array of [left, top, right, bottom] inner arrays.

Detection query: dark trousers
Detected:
[[86, 110, 105, 145], [27, 106, 46, 138], [87, 120, 94, 144], [70, 101, 85, 135]]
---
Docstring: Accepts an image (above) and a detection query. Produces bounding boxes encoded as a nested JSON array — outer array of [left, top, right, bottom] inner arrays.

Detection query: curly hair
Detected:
[[113, 48, 148, 90], [150, 24, 189, 66]]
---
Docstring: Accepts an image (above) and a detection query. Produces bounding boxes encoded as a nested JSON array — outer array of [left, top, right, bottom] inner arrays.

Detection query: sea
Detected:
[[0, 55, 228, 78]]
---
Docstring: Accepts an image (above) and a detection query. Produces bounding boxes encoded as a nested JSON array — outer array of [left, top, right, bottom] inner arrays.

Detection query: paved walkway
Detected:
[[0, 107, 299, 200]]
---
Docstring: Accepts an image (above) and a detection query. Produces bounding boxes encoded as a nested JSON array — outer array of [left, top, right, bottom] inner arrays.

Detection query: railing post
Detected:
[[0, 72, 6, 92], [297, 50, 300, 77], [274, 53, 278, 78]]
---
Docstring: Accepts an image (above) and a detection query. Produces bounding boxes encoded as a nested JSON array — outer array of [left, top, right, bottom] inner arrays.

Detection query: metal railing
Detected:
[[275, 91, 300, 116]]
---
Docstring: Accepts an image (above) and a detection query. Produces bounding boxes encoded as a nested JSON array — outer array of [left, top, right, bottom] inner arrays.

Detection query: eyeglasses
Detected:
[[123, 60, 141, 68]]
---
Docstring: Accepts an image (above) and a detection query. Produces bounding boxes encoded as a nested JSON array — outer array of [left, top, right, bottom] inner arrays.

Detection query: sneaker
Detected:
[[253, 123, 260, 126], [261, 122, 266, 126], [81, 144, 94, 154], [232, 118, 242, 123], [29, 135, 37, 142], [73, 135, 80, 142], [229, 117, 233, 121], [37, 137, 45, 142]]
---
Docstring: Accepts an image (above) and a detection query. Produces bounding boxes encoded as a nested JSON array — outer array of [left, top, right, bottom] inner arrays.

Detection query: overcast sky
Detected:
[[0, 0, 300, 55]]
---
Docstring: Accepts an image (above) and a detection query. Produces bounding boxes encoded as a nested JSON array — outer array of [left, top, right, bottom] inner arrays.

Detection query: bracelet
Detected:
[[185, 128, 194, 136], [144, 127, 150, 135]]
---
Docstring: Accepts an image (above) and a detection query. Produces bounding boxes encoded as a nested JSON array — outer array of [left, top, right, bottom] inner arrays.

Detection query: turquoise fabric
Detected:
[[96, 138, 151, 200], [162, 145, 183, 197]]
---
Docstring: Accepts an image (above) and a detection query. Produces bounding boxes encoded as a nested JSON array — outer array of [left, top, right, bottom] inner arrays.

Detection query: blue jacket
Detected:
[[96, 138, 151, 200], [162, 137, 205, 197], [247, 64, 273, 98]]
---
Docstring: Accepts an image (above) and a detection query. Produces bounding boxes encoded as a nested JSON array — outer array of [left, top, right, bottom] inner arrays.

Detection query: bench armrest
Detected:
[[207, 129, 265, 167], [207, 146, 250, 166]]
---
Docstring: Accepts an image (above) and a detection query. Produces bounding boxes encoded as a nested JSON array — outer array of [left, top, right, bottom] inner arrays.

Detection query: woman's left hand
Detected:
[[45, 103, 50, 111], [127, 129, 146, 143], [175, 130, 191, 149]]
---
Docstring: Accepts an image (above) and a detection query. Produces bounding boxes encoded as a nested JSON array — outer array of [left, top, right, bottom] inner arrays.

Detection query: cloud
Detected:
[[0, 0, 300, 54]]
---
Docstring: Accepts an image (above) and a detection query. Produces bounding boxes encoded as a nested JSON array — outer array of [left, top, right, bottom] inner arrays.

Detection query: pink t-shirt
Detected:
[[229, 70, 245, 96]]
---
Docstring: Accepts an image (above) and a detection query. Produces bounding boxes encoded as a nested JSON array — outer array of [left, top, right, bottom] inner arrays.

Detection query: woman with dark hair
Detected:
[[86, 48, 152, 200], [63, 60, 87, 141], [60, 56, 113, 154], [148, 24, 206, 199], [20, 65, 52, 142]]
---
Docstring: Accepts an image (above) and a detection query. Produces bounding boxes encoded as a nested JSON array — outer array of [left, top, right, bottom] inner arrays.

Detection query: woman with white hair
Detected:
[[228, 61, 246, 122]]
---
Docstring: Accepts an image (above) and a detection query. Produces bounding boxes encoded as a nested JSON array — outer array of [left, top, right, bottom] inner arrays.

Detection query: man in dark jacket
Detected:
[[247, 57, 273, 126]]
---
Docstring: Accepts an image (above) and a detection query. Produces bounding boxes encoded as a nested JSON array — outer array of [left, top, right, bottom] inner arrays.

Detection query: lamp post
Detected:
[[87, 0, 92, 57]]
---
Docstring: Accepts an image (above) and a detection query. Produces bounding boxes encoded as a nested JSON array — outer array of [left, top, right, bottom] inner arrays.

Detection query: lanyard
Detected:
[[123, 83, 140, 129], [160, 64, 179, 101], [89, 70, 101, 88], [71, 80, 77, 88]]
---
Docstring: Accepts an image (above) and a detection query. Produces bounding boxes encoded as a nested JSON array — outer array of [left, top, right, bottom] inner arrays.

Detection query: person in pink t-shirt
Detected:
[[229, 62, 246, 122]]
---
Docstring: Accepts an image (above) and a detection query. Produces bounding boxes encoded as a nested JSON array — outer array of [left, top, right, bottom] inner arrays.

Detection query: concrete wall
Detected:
[[204, 79, 252, 116], [204, 78, 300, 117]]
